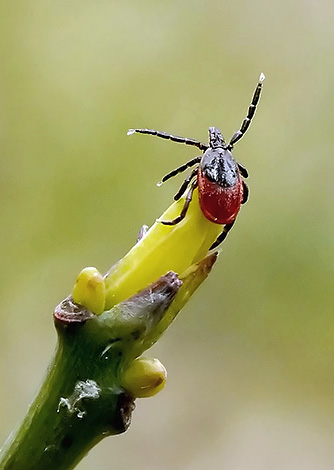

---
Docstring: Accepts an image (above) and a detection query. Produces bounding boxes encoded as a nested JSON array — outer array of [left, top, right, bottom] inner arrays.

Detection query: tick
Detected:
[[128, 73, 265, 249]]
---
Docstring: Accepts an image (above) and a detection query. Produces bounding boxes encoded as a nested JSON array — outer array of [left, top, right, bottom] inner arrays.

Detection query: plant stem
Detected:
[[0, 318, 133, 470], [0, 255, 217, 470]]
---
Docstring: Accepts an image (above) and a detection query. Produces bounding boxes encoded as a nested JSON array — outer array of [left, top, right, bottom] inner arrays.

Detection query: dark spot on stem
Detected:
[[131, 329, 141, 340], [61, 435, 73, 449]]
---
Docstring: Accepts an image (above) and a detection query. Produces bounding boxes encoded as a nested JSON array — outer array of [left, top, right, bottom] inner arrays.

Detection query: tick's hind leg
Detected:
[[242, 181, 249, 204], [237, 162, 248, 178], [210, 220, 236, 250], [160, 180, 198, 226]]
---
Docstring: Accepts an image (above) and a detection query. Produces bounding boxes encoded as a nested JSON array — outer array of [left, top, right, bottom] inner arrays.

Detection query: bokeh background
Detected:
[[1, 0, 334, 468]]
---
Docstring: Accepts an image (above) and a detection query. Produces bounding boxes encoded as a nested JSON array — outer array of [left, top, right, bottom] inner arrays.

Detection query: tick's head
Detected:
[[208, 127, 226, 149]]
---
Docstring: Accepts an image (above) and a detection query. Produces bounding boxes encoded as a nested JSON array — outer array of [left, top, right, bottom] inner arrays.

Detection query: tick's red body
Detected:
[[196, 140, 244, 225], [128, 73, 264, 248], [197, 169, 243, 225]]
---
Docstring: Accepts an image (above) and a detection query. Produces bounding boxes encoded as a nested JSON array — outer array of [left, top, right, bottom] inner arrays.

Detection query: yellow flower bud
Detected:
[[72, 188, 221, 315], [104, 190, 221, 309], [121, 357, 167, 398], [72, 267, 106, 315]]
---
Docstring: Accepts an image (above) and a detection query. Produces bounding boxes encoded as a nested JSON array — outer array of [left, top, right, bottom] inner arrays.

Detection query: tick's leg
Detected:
[[159, 157, 201, 185], [237, 162, 249, 178], [242, 181, 249, 204], [160, 180, 198, 226], [228, 72, 265, 149], [174, 167, 199, 201], [128, 128, 208, 152], [210, 220, 236, 250]]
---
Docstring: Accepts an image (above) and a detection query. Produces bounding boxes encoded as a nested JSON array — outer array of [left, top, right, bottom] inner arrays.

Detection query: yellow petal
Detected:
[[104, 189, 221, 309]]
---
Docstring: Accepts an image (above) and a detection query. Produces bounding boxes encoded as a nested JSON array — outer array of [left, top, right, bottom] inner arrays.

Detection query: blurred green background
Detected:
[[1, 0, 334, 468]]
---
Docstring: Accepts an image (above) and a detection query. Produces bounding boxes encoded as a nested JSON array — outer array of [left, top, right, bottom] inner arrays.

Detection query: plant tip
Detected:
[[157, 181, 163, 187], [259, 72, 265, 82], [127, 129, 136, 136]]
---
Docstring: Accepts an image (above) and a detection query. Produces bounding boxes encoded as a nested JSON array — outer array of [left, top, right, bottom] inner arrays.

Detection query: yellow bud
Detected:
[[72, 267, 106, 315], [121, 357, 167, 398], [104, 189, 221, 309]]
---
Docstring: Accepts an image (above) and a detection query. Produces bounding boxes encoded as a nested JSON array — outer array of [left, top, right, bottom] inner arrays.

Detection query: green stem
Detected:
[[0, 321, 133, 470], [0, 254, 217, 470]]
